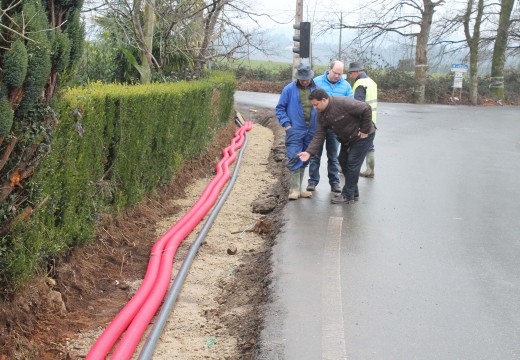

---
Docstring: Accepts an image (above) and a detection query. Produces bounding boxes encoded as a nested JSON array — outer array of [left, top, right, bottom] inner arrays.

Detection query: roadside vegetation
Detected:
[[215, 59, 520, 105]]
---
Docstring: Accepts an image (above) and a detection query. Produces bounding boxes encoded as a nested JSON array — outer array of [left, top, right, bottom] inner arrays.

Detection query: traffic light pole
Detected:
[[292, 0, 303, 79]]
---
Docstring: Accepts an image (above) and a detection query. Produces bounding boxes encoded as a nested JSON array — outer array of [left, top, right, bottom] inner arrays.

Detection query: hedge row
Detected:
[[225, 62, 520, 104], [0, 71, 236, 287]]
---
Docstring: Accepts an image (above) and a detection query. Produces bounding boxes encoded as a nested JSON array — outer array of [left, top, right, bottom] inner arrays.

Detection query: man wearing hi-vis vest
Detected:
[[348, 62, 378, 178]]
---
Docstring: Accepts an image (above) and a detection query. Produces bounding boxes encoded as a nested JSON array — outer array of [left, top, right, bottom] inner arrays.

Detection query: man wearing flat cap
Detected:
[[348, 61, 378, 178], [275, 63, 317, 200]]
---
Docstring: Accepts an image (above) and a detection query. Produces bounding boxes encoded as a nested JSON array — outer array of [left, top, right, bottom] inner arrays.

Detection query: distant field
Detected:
[[217, 58, 328, 74], [216, 58, 288, 70]]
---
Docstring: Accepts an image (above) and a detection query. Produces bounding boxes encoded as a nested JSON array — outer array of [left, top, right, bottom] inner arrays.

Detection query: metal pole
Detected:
[[338, 12, 343, 61]]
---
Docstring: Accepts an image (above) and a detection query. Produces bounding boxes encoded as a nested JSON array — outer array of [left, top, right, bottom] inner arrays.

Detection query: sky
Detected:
[[81, 0, 497, 69], [241, 0, 368, 63], [238, 0, 422, 66], [239, 0, 499, 69], [81, 0, 369, 63], [244, 0, 364, 37], [79, 0, 434, 66]]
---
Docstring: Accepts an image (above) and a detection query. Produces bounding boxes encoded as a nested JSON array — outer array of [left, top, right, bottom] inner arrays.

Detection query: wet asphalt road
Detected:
[[235, 92, 520, 360]]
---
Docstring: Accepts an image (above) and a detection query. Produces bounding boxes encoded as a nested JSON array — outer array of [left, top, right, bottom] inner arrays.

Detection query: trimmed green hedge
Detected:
[[1, 71, 236, 287]]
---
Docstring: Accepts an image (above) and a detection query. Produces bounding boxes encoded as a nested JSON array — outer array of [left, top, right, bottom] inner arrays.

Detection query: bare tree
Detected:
[[508, 5, 520, 55], [141, 0, 155, 83], [431, 0, 506, 105], [318, 0, 445, 104], [490, 0, 516, 100], [193, 0, 228, 76], [414, 0, 441, 103], [463, 0, 485, 105], [94, 0, 277, 80]]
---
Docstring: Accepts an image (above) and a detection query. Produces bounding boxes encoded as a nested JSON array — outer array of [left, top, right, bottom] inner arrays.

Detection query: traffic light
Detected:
[[293, 22, 311, 59]]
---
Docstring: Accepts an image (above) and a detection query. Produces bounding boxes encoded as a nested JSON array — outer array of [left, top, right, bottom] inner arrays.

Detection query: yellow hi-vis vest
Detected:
[[353, 77, 378, 124]]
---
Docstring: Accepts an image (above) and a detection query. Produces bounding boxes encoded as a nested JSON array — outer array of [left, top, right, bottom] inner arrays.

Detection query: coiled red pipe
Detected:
[[86, 121, 253, 359]]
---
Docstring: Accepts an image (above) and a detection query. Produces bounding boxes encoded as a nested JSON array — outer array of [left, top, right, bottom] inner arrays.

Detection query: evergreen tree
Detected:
[[0, 0, 84, 229]]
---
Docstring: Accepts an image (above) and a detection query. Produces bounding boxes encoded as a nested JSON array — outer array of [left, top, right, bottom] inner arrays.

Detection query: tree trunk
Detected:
[[468, 67, 479, 105], [141, 0, 155, 84], [463, 0, 484, 105], [194, 0, 227, 78], [490, 0, 515, 101], [414, 0, 435, 104]]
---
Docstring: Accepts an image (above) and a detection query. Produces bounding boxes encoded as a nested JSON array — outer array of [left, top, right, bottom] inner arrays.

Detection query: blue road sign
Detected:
[[451, 64, 469, 72]]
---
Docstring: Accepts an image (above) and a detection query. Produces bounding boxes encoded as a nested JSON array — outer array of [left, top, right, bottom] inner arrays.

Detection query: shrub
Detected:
[[2, 39, 28, 89], [0, 94, 14, 137]]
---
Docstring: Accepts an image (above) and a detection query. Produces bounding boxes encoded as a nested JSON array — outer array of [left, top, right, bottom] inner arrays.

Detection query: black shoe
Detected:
[[354, 195, 359, 201], [306, 184, 316, 191], [331, 184, 342, 193], [331, 194, 355, 204]]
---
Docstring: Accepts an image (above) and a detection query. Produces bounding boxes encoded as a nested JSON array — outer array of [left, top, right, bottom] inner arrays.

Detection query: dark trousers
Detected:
[[338, 132, 375, 198], [308, 129, 340, 186]]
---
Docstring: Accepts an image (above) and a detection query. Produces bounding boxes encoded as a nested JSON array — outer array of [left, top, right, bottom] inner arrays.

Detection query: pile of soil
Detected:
[[0, 109, 287, 359]]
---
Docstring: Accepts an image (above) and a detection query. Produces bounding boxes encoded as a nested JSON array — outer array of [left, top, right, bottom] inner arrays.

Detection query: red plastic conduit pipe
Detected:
[[86, 121, 253, 359]]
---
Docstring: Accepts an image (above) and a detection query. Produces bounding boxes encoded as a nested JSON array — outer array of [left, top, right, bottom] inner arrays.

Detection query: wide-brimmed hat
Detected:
[[295, 63, 314, 80], [348, 61, 364, 72]]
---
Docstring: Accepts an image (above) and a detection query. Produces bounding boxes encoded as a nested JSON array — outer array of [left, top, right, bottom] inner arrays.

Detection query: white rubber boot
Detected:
[[299, 168, 312, 198], [360, 151, 375, 178], [288, 170, 300, 200]]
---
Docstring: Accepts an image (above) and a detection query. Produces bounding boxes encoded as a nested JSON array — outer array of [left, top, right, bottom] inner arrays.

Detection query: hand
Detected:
[[358, 131, 368, 139], [298, 151, 310, 162], [285, 125, 292, 130]]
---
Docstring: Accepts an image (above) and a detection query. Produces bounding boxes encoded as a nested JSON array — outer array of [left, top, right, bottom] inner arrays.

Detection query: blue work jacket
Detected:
[[275, 80, 317, 130], [313, 70, 354, 97], [275, 80, 317, 170]]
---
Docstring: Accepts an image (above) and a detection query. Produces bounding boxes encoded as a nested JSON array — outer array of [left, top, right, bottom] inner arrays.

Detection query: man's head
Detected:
[[348, 61, 365, 79], [326, 60, 345, 83], [295, 63, 314, 87], [308, 89, 330, 112]]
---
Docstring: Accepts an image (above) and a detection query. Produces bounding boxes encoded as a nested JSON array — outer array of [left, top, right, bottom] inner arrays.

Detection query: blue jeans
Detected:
[[308, 129, 340, 186], [338, 132, 375, 198], [284, 127, 314, 171]]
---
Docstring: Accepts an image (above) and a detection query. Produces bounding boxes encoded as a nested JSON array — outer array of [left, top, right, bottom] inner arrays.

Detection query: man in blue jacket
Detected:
[[308, 60, 353, 193], [276, 63, 317, 200]]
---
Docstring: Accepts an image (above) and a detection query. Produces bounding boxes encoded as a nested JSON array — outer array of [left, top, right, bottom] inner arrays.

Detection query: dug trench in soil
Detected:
[[0, 108, 288, 359]]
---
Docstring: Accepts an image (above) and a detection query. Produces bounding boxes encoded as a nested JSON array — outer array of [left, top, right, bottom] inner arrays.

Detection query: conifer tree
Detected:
[[0, 0, 84, 227]]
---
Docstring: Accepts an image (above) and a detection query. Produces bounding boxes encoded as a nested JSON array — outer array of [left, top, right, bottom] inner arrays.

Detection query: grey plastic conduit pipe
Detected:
[[138, 116, 249, 360]]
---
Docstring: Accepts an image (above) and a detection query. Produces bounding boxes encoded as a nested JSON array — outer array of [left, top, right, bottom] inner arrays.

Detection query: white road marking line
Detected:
[[321, 216, 347, 360]]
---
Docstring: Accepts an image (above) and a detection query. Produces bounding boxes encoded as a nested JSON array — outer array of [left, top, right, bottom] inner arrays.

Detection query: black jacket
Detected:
[[306, 96, 375, 155]]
